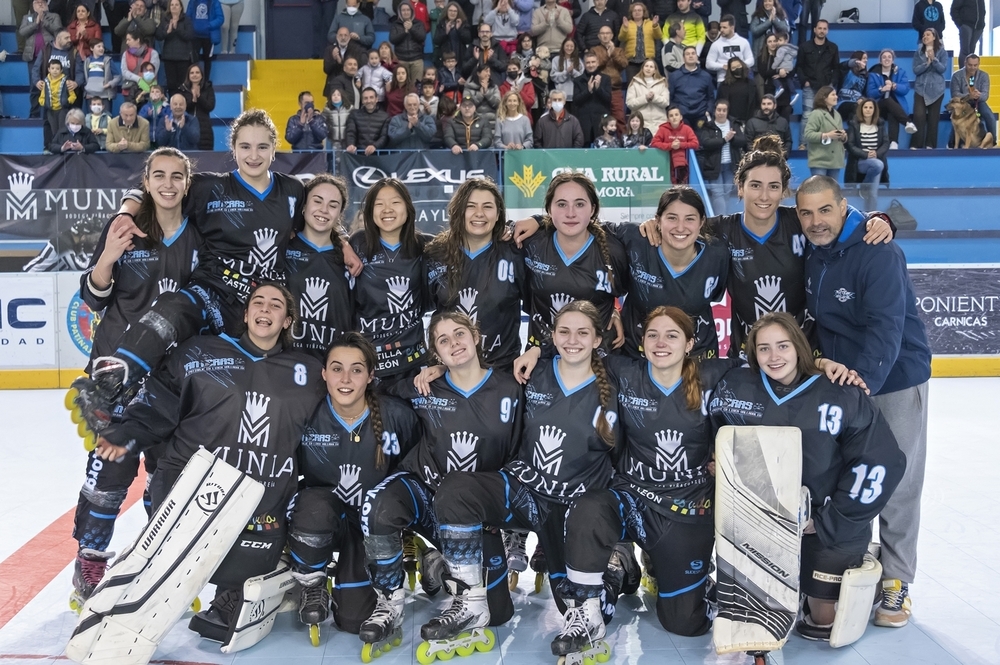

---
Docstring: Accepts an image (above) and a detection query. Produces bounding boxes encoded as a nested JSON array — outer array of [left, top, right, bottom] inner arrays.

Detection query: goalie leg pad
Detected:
[[221, 555, 296, 653], [829, 554, 882, 648]]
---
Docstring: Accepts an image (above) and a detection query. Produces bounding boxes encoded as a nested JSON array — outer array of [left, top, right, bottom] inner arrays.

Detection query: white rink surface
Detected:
[[1, 378, 999, 665]]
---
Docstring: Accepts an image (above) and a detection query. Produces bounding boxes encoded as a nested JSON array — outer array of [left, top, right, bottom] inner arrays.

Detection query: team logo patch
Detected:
[[385, 276, 413, 313], [447, 431, 479, 472], [334, 464, 363, 506], [654, 429, 688, 472], [66, 290, 99, 358], [532, 425, 566, 476], [239, 391, 272, 448], [753, 275, 786, 319], [834, 288, 855, 303], [196, 482, 226, 513]]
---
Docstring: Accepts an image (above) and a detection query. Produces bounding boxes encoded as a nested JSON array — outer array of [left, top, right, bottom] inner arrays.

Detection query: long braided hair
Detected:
[[542, 172, 615, 295], [643, 306, 702, 411], [553, 300, 615, 446], [325, 332, 388, 469]]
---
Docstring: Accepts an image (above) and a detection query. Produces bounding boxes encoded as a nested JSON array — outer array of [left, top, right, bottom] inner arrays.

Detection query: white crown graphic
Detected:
[[458, 288, 478, 312], [655, 429, 683, 456], [253, 228, 278, 252], [537, 425, 566, 454], [450, 431, 479, 458], [158, 278, 178, 294], [754, 275, 782, 301], [7, 172, 34, 201], [304, 276, 329, 302], [338, 463, 362, 489], [386, 275, 410, 296], [244, 391, 271, 424], [550, 293, 574, 314]]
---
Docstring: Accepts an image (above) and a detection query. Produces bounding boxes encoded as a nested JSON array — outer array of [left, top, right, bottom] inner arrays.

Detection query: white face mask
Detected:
[[68, 123, 83, 133], [346, 5, 358, 14], [550, 101, 564, 114], [91, 105, 103, 114]]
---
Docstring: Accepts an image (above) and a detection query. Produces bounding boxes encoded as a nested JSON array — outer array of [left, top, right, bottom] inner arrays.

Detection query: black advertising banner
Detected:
[[909, 266, 1000, 354], [0, 152, 328, 272], [340, 150, 500, 234]]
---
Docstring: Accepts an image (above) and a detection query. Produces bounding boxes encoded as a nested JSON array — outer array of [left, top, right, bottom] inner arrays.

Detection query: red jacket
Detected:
[[412, 1, 430, 30], [499, 79, 535, 123], [651, 120, 699, 167], [68, 19, 102, 59]]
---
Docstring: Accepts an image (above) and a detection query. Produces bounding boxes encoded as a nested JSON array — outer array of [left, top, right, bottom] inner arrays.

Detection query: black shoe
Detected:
[[189, 588, 240, 642], [794, 617, 832, 641]]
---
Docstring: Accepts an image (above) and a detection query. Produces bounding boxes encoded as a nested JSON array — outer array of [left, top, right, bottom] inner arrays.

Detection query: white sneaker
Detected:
[[904, 122, 918, 134], [889, 141, 899, 150]]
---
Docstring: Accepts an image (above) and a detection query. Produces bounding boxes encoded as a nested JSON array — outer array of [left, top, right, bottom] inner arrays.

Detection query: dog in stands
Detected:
[[947, 95, 995, 149]]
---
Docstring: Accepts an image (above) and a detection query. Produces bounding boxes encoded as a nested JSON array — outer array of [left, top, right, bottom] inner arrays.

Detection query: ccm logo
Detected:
[[240, 540, 272, 550]]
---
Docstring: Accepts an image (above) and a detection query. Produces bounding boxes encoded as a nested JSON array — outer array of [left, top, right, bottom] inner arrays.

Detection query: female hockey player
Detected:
[[95, 283, 326, 642], [709, 311, 906, 641], [422, 300, 618, 662], [358, 310, 523, 660], [70, 147, 202, 612], [285, 174, 356, 358], [286, 332, 421, 648]]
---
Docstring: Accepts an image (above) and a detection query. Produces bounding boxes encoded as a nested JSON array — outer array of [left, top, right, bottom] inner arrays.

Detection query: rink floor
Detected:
[[1, 378, 998, 665]]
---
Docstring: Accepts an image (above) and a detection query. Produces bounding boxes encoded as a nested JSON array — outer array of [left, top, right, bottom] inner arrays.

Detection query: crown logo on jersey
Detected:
[[753, 275, 786, 320], [654, 429, 688, 472], [385, 275, 413, 314], [334, 463, 364, 506], [157, 277, 178, 294], [508, 165, 547, 199], [250, 228, 279, 270], [549, 293, 574, 319], [239, 391, 271, 448], [446, 431, 480, 472], [300, 276, 330, 321], [533, 425, 566, 476], [457, 288, 479, 323]]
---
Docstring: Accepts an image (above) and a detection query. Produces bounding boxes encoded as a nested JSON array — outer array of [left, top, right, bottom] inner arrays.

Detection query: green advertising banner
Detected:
[[502, 149, 673, 223]]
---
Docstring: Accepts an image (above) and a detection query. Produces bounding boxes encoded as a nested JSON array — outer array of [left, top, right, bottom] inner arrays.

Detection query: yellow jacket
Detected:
[[618, 19, 662, 61]]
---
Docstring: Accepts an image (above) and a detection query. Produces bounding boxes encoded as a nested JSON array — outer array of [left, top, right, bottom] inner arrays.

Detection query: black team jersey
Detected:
[[299, 394, 421, 518], [521, 227, 628, 351], [285, 233, 356, 359], [710, 208, 810, 356], [506, 358, 620, 504], [426, 240, 529, 370], [609, 223, 729, 360], [609, 356, 740, 523], [350, 232, 431, 378], [708, 367, 906, 548], [185, 171, 304, 302], [390, 369, 523, 491], [103, 333, 325, 524], [82, 218, 202, 365]]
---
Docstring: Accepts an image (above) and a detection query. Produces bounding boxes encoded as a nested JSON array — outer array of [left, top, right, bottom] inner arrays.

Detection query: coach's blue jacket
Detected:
[[805, 206, 932, 396]]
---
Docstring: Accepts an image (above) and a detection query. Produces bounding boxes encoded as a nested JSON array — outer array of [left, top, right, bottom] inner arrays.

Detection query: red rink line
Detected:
[[0, 658, 216, 665], [0, 467, 148, 631]]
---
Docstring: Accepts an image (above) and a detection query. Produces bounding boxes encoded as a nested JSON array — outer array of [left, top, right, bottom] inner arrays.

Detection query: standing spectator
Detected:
[[385, 65, 415, 116], [114, 0, 156, 49], [67, 4, 101, 58], [187, 0, 223, 81], [719, 0, 752, 38], [32, 30, 84, 120], [551, 37, 584, 111], [138, 84, 168, 145], [662, 21, 686, 72], [358, 49, 394, 104], [84, 96, 111, 149], [437, 51, 463, 104], [618, 2, 662, 81], [696, 98, 746, 214], [798, 0, 823, 44], [513, 33, 536, 72], [219, 0, 243, 54], [533, 90, 584, 147], [379, 40, 398, 70], [106, 101, 151, 152], [345, 87, 390, 153], [499, 56, 535, 119], [700, 20, 720, 69], [83, 39, 119, 103], [49, 107, 99, 152], [845, 98, 889, 210], [744, 93, 791, 153], [795, 18, 837, 119], [513, 0, 533, 35], [463, 23, 508, 85], [39, 58, 76, 148], [312, 0, 338, 58], [626, 58, 669, 130], [494, 90, 533, 148], [911, 28, 947, 149], [285, 91, 328, 150], [692, 0, 712, 21], [331, 55, 363, 109], [104, 0, 131, 52], [716, 56, 756, 122], [592, 114, 622, 147], [705, 14, 754, 84], [156, 0, 195, 94], [668, 45, 715, 127], [803, 85, 845, 178], [593, 25, 627, 126], [485, 0, 520, 52], [573, 50, 612, 145], [155, 92, 200, 149], [911, 0, 945, 39], [950, 53, 995, 146], [119, 30, 159, 104], [749, 0, 790, 63], [769, 30, 797, 103], [464, 63, 502, 119], [576, 0, 620, 51], [866, 49, 917, 149], [667, 0, 706, 55], [328, 0, 375, 52], [530, 0, 573, 53], [465, 0, 492, 25], [623, 111, 653, 148], [433, 2, 471, 66], [390, 1, 427, 86], [837, 51, 868, 120], [445, 96, 493, 151], [324, 27, 366, 96], [14, 0, 44, 54], [324, 88, 351, 148], [178, 63, 214, 149], [418, 78, 439, 116], [20, 0, 62, 94], [651, 106, 699, 183], [951, 0, 985, 68], [388, 92, 436, 147]]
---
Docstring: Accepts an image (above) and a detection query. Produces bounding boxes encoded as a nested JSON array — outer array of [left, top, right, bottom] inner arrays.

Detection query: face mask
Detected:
[[143, 71, 155, 81], [346, 5, 358, 14], [91, 105, 103, 114], [332, 100, 343, 108], [550, 101, 564, 114], [128, 46, 144, 55], [731, 69, 743, 77], [68, 124, 83, 133], [507, 72, 518, 80]]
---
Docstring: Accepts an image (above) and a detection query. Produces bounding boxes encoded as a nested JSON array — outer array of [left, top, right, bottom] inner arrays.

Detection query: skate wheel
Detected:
[[557, 658, 566, 665], [508, 571, 519, 592], [416, 642, 436, 664], [475, 629, 496, 652], [390, 636, 402, 647], [65, 388, 79, 411], [82, 432, 96, 452], [77, 420, 92, 439], [190, 597, 202, 613], [456, 643, 475, 657], [583, 656, 596, 665], [437, 647, 455, 660], [534, 573, 544, 594], [407, 570, 417, 592], [309, 624, 320, 647], [69, 597, 82, 614], [595, 642, 611, 663], [70, 407, 84, 425]]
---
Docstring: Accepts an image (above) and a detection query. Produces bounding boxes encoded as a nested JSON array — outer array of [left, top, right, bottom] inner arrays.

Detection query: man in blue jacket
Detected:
[[668, 46, 716, 127], [187, 0, 224, 81], [797, 175, 931, 633]]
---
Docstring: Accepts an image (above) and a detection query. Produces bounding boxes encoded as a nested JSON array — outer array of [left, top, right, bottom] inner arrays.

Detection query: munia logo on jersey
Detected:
[[385, 276, 414, 313], [753, 275, 786, 320], [549, 293, 574, 320], [158, 278, 179, 294], [447, 431, 479, 472], [457, 288, 479, 323], [250, 228, 279, 270], [532, 425, 567, 476], [654, 429, 688, 472], [239, 391, 272, 448], [334, 464, 364, 506], [300, 277, 331, 320]]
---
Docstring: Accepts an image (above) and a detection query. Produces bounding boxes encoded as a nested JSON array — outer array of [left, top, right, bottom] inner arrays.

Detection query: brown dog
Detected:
[[947, 95, 995, 148]]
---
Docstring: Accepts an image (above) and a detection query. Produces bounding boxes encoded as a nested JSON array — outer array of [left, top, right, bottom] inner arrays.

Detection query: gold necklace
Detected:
[[338, 407, 367, 442]]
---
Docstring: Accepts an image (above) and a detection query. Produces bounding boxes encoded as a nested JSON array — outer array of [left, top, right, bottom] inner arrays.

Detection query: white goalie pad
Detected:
[[66, 450, 264, 665], [829, 553, 882, 648], [220, 556, 296, 653]]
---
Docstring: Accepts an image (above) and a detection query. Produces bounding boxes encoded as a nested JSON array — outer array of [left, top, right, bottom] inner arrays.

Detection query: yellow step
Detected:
[[246, 59, 328, 152]]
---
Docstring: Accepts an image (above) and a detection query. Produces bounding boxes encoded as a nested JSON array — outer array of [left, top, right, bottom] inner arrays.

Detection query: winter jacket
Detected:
[[50, 125, 100, 153], [345, 106, 390, 149], [155, 13, 196, 62], [866, 64, 912, 115], [461, 38, 509, 86], [67, 19, 102, 58], [744, 109, 791, 154], [912, 0, 946, 36], [106, 115, 151, 152], [950, 0, 986, 31], [651, 120, 699, 167], [913, 47, 948, 105], [390, 3, 428, 61], [838, 60, 868, 105], [155, 112, 201, 150], [718, 0, 752, 36], [576, 8, 621, 50], [114, 13, 156, 42], [772, 42, 797, 73], [662, 40, 685, 72], [844, 118, 889, 185], [749, 12, 790, 51], [668, 65, 715, 119], [388, 112, 436, 148], [358, 63, 394, 101], [623, 127, 653, 148], [39, 73, 76, 110], [18, 11, 61, 64], [796, 36, 840, 89], [179, 81, 215, 150], [705, 34, 755, 83], [573, 70, 612, 121], [550, 56, 584, 101], [666, 10, 706, 52], [139, 101, 169, 143], [444, 113, 493, 149], [84, 55, 120, 100], [625, 76, 670, 129], [285, 111, 328, 151], [463, 80, 501, 119], [493, 114, 533, 148], [803, 107, 845, 170], [695, 117, 746, 179], [950, 67, 990, 104], [187, 0, 224, 44], [499, 77, 536, 115], [323, 104, 351, 148], [31, 45, 86, 89], [530, 4, 573, 52], [716, 77, 757, 123], [618, 18, 662, 63], [804, 206, 931, 395], [433, 18, 472, 67], [85, 111, 110, 150], [484, 8, 520, 41], [533, 110, 584, 148], [514, 0, 534, 32], [328, 10, 375, 49]]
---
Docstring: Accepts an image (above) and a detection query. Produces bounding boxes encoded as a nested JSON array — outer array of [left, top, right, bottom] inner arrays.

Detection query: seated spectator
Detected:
[[323, 88, 352, 149], [325, 27, 367, 97], [661, 21, 686, 73], [668, 45, 715, 127], [136, 61, 159, 103], [499, 57, 535, 121], [67, 4, 101, 58], [550, 37, 584, 112], [106, 101, 151, 152], [20, 0, 62, 102], [120, 29, 160, 104], [331, 55, 363, 109], [950, 54, 996, 147], [912, 28, 947, 149], [744, 94, 791, 155], [593, 25, 627, 126], [358, 50, 394, 105], [31, 30, 85, 119], [50, 107, 99, 153], [178, 63, 215, 150], [626, 58, 669, 130], [156, 92, 200, 149], [433, 3, 472, 67], [39, 58, 76, 149], [623, 111, 653, 149], [696, 98, 746, 214], [651, 105, 699, 183], [285, 91, 327, 151], [866, 49, 917, 149], [386, 65, 415, 117], [115, 0, 156, 49], [418, 79, 440, 116], [667, 0, 706, 54], [705, 14, 754, 84], [433, 94, 457, 147], [484, 0, 520, 52], [576, 0, 620, 52], [85, 96, 111, 150], [445, 97, 493, 152], [139, 84, 169, 145], [749, 0, 790, 63], [716, 56, 758, 123], [378, 41, 398, 72], [592, 114, 622, 148], [494, 90, 533, 149], [156, 0, 195, 94], [803, 86, 846, 178], [837, 51, 869, 121], [187, 0, 223, 80], [463, 23, 508, 85], [464, 64, 501, 122], [845, 97, 889, 210], [83, 39, 119, 105], [533, 90, 584, 147], [530, 0, 572, 53], [328, 0, 376, 53], [388, 92, 436, 148], [390, 1, 427, 86], [619, 2, 663, 81], [573, 50, 612, 145], [346, 87, 390, 154]]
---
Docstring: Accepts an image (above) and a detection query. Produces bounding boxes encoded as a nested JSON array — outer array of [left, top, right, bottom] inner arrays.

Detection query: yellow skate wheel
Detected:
[[456, 644, 475, 657], [583, 656, 596, 665], [69, 597, 82, 614], [190, 597, 202, 613], [77, 421, 91, 439], [65, 388, 79, 411], [309, 624, 320, 647], [437, 647, 455, 660], [70, 407, 84, 425], [534, 573, 544, 594], [416, 641, 436, 664], [596, 649, 611, 663], [508, 571, 519, 591], [361, 643, 377, 663], [407, 570, 417, 592], [82, 432, 96, 452], [390, 636, 402, 647], [475, 629, 496, 652]]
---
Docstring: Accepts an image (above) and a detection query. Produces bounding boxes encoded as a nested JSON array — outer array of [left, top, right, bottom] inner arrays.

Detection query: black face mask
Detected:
[[508, 72, 518, 80], [731, 69, 743, 77]]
